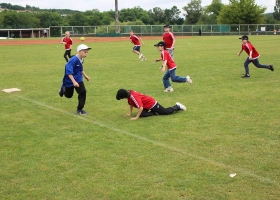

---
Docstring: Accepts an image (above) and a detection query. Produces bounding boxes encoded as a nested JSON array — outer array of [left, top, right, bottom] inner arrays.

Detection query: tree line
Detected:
[[0, 0, 279, 29]]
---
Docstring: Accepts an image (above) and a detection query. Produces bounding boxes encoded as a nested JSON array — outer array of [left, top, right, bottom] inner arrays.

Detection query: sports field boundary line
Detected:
[[17, 95, 279, 186]]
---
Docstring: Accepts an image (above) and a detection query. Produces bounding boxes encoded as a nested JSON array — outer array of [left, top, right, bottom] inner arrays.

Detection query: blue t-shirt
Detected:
[[62, 56, 84, 87]]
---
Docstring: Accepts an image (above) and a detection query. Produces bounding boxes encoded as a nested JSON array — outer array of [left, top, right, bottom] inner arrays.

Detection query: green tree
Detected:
[[0, 3, 10, 9], [101, 10, 115, 25], [197, 11, 216, 24], [118, 7, 149, 23], [26, 5, 31, 10], [103, 10, 115, 19], [274, 0, 280, 20], [0, 3, 25, 10], [148, 7, 165, 24], [0, 12, 4, 28], [218, 0, 266, 24], [17, 12, 40, 28], [138, 11, 152, 24], [164, 6, 184, 25], [205, 0, 223, 15], [68, 12, 87, 26], [84, 10, 103, 26], [2, 11, 18, 28], [101, 13, 114, 25], [182, 0, 203, 24], [264, 13, 280, 24], [197, 0, 224, 24], [38, 12, 63, 27], [31, 6, 40, 11], [12, 5, 25, 10], [119, 8, 136, 22]]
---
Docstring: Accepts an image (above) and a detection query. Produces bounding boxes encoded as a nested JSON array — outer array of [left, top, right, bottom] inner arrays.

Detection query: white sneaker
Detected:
[[186, 75, 192, 85], [142, 57, 146, 61], [164, 87, 174, 92], [176, 102, 187, 111], [139, 53, 142, 59]]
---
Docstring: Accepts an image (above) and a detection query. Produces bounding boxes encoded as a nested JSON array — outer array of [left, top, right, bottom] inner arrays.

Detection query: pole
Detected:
[[115, 0, 119, 33]]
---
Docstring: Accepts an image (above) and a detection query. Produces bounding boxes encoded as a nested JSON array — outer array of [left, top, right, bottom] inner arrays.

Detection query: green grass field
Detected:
[[0, 35, 279, 199]]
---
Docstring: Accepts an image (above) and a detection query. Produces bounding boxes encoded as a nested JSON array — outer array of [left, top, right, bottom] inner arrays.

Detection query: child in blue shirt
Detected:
[[59, 44, 91, 115]]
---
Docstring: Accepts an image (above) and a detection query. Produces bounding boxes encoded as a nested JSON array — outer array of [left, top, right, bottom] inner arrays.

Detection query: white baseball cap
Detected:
[[77, 44, 91, 52]]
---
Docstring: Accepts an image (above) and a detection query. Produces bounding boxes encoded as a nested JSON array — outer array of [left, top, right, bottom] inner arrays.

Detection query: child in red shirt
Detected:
[[154, 41, 192, 92], [237, 35, 274, 78], [163, 25, 175, 59], [116, 89, 186, 120], [61, 31, 73, 62], [129, 30, 146, 61]]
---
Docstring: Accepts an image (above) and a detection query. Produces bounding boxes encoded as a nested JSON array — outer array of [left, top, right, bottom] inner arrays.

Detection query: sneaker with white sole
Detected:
[[77, 110, 88, 115], [186, 75, 192, 85], [176, 102, 187, 111], [241, 74, 250, 78], [164, 87, 174, 92], [139, 53, 142, 59]]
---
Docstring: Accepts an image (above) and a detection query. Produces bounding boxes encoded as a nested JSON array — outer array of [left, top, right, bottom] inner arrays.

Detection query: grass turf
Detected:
[[0, 35, 279, 199]]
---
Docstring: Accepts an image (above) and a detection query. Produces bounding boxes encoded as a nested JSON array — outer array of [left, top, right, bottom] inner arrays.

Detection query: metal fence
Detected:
[[1, 24, 279, 38], [50, 24, 280, 37]]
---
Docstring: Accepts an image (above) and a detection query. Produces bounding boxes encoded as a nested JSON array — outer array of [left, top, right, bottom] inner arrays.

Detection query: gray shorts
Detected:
[[167, 48, 174, 59]]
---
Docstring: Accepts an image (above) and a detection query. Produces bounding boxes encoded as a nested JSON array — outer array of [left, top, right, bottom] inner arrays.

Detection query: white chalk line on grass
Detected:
[[18, 95, 278, 185]]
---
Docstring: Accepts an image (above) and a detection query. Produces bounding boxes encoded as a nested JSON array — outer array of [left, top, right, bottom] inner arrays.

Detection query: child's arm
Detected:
[[125, 105, 133, 116], [70, 39, 73, 49], [82, 71, 90, 81], [139, 38, 145, 46], [68, 74, 79, 87], [154, 58, 162, 62], [248, 51, 253, 60], [171, 38, 176, 49], [161, 60, 167, 72], [130, 106, 143, 120], [237, 48, 243, 56]]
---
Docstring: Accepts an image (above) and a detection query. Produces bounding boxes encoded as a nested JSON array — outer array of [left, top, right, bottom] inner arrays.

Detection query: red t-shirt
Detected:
[[128, 90, 157, 110], [130, 35, 140, 46], [62, 37, 73, 50], [163, 32, 175, 49], [161, 50, 177, 71], [242, 41, 260, 59]]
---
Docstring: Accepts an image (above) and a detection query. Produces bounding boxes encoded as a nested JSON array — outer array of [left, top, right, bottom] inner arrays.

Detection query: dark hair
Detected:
[[116, 89, 130, 100]]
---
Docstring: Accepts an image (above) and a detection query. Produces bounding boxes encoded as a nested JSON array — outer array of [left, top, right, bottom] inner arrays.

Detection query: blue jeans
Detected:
[[244, 57, 270, 75], [163, 68, 186, 88]]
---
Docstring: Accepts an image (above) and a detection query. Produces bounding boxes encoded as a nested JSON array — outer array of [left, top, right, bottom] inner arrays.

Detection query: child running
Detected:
[[59, 44, 91, 115], [237, 35, 274, 78], [129, 30, 146, 61], [154, 41, 192, 92], [61, 31, 73, 62]]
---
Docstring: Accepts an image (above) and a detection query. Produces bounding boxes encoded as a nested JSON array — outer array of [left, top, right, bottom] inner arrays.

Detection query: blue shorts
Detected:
[[133, 46, 140, 52]]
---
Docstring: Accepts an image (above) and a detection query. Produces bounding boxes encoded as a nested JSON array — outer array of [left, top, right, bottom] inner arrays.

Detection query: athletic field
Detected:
[[0, 35, 279, 199]]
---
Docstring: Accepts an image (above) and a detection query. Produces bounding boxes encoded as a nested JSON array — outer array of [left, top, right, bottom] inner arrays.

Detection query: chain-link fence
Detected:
[[50, 24, 280, 37], [2, 24, 280, 38]]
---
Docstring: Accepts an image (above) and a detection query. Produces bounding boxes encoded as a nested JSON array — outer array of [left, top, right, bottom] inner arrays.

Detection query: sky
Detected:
[[1, 0, 275, 13]]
